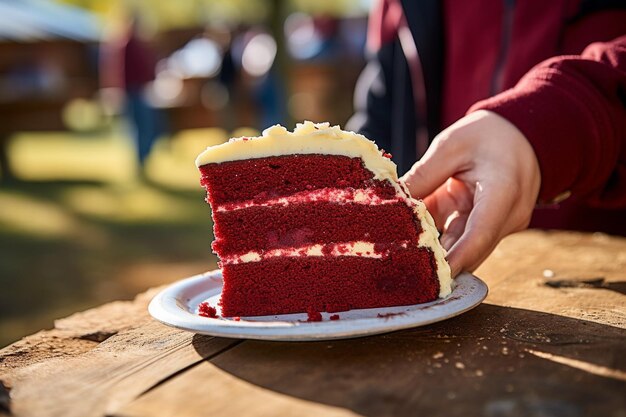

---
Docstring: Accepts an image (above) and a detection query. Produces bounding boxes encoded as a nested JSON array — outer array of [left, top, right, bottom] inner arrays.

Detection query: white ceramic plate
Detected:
[[149, 270, 488, 341]]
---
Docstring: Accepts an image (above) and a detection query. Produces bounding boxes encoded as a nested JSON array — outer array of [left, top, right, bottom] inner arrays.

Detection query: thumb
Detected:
[[400, 134, 468, 199]]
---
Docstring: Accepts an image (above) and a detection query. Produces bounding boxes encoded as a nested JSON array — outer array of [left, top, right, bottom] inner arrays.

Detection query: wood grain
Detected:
[[476, 230, 626, 328], [0, 288, 240, 417], [116, 231, 626, 417], [116, 304, 626, 417], [0, 288, 160, 374], [1, 230, 625, 417]]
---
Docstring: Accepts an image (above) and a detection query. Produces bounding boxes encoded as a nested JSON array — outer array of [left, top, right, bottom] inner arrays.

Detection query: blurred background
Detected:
[[0, 0, 371, 347]]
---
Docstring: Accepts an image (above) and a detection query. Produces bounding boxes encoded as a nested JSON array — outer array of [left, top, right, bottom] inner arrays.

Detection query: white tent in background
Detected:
[[0, 0, 101, 42]]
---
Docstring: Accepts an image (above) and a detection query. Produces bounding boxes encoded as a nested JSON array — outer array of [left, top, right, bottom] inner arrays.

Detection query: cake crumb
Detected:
[[432, 352, 444, 359], [198, 302, 218, 318], [306, 310, 323, 322], [329, 314, 340, 321]]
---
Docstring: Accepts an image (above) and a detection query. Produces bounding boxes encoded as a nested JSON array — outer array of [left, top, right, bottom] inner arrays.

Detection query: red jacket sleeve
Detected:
[[470, 35, 626, 208]]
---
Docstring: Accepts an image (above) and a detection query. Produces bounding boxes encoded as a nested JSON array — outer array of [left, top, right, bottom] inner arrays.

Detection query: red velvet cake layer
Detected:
[[198, 152, 443, 317], [219, 247, 439, 317], [199, 155, 397, 205], [212, 202, 422, 255]]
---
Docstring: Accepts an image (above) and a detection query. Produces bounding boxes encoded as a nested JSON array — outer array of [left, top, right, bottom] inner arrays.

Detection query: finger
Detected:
[[440, 210, 469, 251], [423, 178, 472, 231], [445, 182, 513, 276], [423, 189, 447, 230], [400, 134, 469, 199]]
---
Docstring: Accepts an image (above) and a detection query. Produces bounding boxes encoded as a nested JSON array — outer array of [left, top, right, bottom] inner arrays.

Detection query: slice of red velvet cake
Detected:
[[196, 121, 452, 317]]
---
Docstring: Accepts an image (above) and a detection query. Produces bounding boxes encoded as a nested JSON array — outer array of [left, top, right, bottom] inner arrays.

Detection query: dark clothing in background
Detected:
[[100, 29, 161, 165], [100, 31, 157, 92], [123, 36, 157, 91], [126, 90, 161, 163], [349, 0, 626, 234]]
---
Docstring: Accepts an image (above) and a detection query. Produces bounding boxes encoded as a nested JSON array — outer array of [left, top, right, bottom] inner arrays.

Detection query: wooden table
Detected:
[[1, 230, 625, 417]]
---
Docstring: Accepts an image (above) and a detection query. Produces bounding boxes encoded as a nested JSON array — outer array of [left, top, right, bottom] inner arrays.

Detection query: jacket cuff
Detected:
[[469, 64, 614, 203]]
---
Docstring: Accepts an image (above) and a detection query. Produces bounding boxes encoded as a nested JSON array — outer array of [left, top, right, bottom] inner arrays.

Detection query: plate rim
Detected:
[[148, 270, 488, 341]]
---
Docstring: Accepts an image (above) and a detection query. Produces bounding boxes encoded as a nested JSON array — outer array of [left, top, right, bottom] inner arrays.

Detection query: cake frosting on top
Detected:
[[196, 122, 398, 181], [197, 121, 452, 317]]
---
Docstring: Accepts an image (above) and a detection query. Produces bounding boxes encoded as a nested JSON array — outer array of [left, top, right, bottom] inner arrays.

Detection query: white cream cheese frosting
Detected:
[[196, 121, 398, 181], [198, 121, 452, 297]]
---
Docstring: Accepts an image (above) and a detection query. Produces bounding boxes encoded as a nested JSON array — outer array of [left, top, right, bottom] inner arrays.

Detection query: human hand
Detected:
[[401, 110, 541, 277]]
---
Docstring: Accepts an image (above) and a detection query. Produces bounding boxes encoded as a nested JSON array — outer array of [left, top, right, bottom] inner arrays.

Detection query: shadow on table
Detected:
[[193, 303, 626, 417]]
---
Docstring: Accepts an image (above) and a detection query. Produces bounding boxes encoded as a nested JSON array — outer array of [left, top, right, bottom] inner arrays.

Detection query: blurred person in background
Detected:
[[100, 15, 162, 176], [348, 0, 626, 276], [216, 26, 239, 132], [235, 27, 286, 129]]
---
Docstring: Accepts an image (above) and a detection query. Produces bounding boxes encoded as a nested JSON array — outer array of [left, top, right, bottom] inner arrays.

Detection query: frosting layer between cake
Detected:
[[215, 188, 402, 212], [220, 241, 411, 265]]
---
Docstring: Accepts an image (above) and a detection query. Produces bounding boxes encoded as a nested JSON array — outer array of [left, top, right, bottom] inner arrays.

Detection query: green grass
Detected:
[[0, 125, 242, 348]]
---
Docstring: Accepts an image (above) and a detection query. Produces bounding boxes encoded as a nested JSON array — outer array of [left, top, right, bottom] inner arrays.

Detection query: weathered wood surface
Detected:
[[1, 230, 625, 417], [0, 290, 239, 417]]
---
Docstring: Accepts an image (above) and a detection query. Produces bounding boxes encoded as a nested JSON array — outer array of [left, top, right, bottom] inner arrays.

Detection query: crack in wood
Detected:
[[544, 278, 626, 296], [138, 339, 245, 398], [545, 277, 606, 288], [78, 331, 118, 343]]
